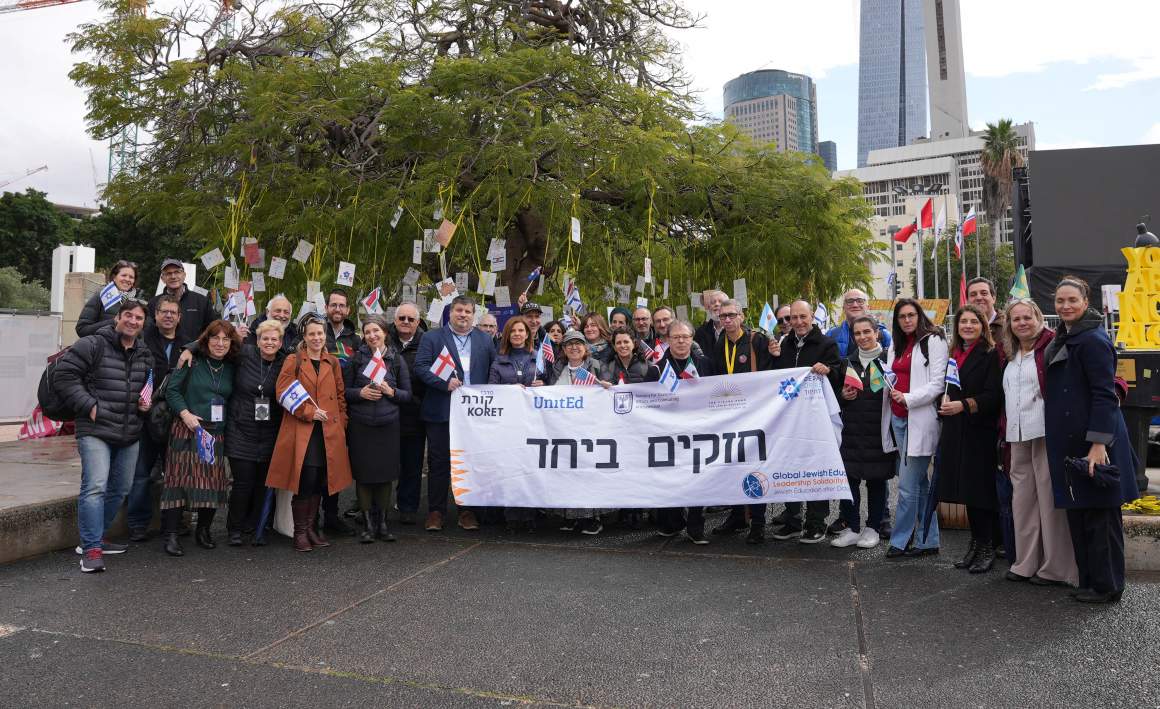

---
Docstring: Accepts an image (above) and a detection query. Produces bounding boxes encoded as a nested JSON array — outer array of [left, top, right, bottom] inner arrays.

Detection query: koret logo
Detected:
[[459, 391, 504, 417]]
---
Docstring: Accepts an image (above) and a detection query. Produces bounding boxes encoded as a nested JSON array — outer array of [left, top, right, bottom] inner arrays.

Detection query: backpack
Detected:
[[37, 343, 104, 422]]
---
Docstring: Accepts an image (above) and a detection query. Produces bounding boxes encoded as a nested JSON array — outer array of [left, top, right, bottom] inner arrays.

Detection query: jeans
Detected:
[[127, 433, 163, 530], [76, 436, 140, 551], [839, 479, 888, 533], [888, 416, 939, 551], [781, 500, 830, 533], [396, 430, 426, 513]]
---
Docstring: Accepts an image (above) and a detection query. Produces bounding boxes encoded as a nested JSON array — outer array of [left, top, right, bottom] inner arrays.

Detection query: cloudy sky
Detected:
[[2, 0, 1159, 207]]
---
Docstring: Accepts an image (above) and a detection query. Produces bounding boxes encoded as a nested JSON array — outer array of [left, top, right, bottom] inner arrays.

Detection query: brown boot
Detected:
[[304, 495, 330, 548], [458, 509, 480, 531], [291, 497, 312, 552], [424, 510, 444, 531]]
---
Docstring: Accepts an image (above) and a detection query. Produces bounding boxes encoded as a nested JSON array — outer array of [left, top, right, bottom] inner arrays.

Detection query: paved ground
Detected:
[[2, 503, 1159, 708]]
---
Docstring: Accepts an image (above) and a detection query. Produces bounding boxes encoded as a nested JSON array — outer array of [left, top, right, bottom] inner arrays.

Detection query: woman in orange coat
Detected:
[[266, 316, 352, 552]]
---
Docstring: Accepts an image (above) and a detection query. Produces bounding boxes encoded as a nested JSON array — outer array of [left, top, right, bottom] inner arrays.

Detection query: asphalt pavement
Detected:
[[1, 503, 1158, 709]]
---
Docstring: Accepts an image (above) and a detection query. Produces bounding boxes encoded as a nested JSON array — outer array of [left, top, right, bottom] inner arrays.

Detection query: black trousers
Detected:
[[227, 457, 269, 533], [396, 430, 426, 514], [782, 500, 830, 532], [426, 422, 452, 514], [1067, 507, 1125, 594], [297, 464, 327, 500], [725, 504, 766, 526], [967, 506, 996, 546], [658, 507, 705, 535]]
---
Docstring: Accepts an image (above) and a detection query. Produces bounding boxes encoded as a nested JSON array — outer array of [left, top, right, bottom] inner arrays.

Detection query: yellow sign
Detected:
[[867, 299, 951, 326], [1115, 246, 1160, 350]]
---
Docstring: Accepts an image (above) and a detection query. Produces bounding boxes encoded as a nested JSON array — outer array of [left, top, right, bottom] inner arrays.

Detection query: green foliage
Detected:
[[69, 0, 877, 316], [0, 189, 78, 287], [0, 266, 51, 310], [910, 225, 1015, 308]]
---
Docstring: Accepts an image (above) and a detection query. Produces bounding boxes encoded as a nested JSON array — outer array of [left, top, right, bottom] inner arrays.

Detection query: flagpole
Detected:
[[916, 225, 925, 299], [975, 217, 982, 279], [933, 227, 939, 300]]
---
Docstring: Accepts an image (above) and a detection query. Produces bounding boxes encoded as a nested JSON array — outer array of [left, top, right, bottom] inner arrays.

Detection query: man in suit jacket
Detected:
[[415, 295, 497, 532]]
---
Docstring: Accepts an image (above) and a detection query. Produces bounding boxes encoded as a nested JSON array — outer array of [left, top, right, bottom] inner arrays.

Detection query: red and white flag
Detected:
[[430, 346, 458, 382], [920, 198, 933, 229], [363, 350, 387, 384]]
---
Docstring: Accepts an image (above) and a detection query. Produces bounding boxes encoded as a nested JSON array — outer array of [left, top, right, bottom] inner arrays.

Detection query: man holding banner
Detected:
[[415, 295, 497, 533]]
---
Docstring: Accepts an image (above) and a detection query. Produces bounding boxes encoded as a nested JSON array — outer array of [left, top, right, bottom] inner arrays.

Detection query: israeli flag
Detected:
[[658, 361, 680, 393], [279, 379, 311, 414], [195, 426, 216, 465], [813, 302, 830, 330], [99, 281, 122, 310], [945, 358, 962, 389]]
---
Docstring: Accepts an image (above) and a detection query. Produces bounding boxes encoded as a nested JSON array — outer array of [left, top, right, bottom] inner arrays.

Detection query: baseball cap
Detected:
[[160, 258, 185, 270], [521, 301, 544, 315], [561, 330, 586, 345]]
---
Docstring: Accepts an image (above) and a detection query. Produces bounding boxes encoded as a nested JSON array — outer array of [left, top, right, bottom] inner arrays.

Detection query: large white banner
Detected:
[[449, 368, 851, 508]]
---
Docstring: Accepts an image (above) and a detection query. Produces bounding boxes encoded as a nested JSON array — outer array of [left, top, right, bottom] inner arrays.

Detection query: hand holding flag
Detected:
[[843, 366, 864, 392], [572, 366, 598, 386], [758, 302, 776, 333], [279, 379, 312, 415], [522, 266, 543, 295], [429, 345, 458, 382], [363, 350, 387, 385], [194, 426, 216, 465], [99, 281, 122, 310], [139, 370, 154, 408], [944, 358, 961, 392], [658, 361, 680, 393]]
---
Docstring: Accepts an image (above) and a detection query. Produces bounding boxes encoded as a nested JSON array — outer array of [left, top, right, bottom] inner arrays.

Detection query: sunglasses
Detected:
[[778, 316, 792, 324], [396, 315, 417, 322]]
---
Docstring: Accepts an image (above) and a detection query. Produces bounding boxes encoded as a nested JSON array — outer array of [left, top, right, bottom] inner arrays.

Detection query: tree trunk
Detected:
[[506, 207, 548, 290]]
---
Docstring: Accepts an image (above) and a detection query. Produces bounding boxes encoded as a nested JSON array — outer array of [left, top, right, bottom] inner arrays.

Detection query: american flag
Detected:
[[140, 370, 154, 407], [572, 366, 598, 386], [638, 340, 666, 365], [536, 336, 555, 374]]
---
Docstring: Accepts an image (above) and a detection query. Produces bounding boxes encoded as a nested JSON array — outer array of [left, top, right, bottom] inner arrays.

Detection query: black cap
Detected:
[[521, 301, 544, 314], [160, 258, 185, 270]]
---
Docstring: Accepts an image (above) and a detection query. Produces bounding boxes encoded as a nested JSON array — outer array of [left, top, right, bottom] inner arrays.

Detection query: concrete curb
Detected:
[[1124, 514, 1160, 572]]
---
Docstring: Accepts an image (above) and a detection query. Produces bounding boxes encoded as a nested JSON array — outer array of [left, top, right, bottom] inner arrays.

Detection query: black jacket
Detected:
[[936, 344, 1003, 509], [711, 327, 771, 375], [244, 314, 300, 352], [344, 344, 413, 426], [389, 325, 426, 436], [661, 350, 716, 378], [55, 326, 153, 444], [149, 286, 216, 346], [770, 325, 843, 394], [604, 356, 660, 384], [693, 319, 722, 359], [76, 288, 145, 337], [489, 350, 538, 385], [326, 318, 361, 360], [839, 356, 897, 481], [142, 324, 183, 385], [225, 344, 288, 462]]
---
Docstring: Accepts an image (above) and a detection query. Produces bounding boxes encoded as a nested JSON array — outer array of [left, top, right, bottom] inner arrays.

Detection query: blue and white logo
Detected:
[[778, 377, 801, 401], [742, 472, 768, 499], [613, 392, 633, 414]]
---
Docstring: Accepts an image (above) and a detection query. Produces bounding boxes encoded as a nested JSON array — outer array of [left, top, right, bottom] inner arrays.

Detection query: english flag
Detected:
[[363, 350, 387, 385], [893, 222, 918, 243], [429, 346, 458, 382], [920, 198, 933, 229]]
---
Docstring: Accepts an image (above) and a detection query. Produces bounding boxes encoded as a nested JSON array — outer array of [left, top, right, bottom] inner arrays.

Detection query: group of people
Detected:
[[59, 258, 1139, 604]]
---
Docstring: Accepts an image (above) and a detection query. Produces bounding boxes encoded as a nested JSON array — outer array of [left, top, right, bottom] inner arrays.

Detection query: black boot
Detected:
[[376, 511, 396, 542], [359, 511, 375, 544], [164, 533, 184, 557], [195, 525, 216, 549], [968, 545, 995, 574], [954, 538, 978, 569]]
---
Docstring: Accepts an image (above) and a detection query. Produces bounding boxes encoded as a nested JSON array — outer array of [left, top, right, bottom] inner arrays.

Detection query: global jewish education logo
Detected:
[[742, 472, 768, 499], [613, 392, 633, 414], [778, 377, 802, 402], [710, 381, 745, 400]]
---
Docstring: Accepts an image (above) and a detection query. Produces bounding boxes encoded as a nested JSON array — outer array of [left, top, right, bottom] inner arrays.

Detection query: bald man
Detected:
[[244, 295, 300, 351], [826, 289, 890, 358]]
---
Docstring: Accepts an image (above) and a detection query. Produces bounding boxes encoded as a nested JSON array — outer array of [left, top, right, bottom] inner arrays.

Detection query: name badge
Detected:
[[210, 395, 225, 423], [254, 396, 270, 421]]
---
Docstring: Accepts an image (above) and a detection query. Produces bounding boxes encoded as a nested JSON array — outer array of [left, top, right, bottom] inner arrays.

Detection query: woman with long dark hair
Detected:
[[76, 260, 142, 337]]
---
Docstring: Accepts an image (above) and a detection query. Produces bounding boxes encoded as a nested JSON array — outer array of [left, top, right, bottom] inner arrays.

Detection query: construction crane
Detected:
[[0, 0, 84, 13], [0, 165, 48, 190]]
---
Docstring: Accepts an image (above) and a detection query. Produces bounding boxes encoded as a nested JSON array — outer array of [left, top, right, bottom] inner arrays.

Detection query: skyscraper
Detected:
[[818, 141, 838, 172], [923, 0, 969, 140], [857, 0, 928, 167], [723, 69, 819, 155]]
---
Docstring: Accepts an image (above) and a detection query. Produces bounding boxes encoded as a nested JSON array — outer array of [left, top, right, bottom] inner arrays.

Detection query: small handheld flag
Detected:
[[564, 281, 584, 314], [140, 370, 154, 407], [334, 341, 353, 360], [843, 367, 864, 392], [536, 337, 555, 374], [884, 370, 897, 390], [99, 281, 122, 310], [194, 426, 216, 465], [758, 302, 776, 333], [360, 286, 384, 314], [617, 371, 626, 385], [278, 379, 311, 414], [679, 360, 700, 380], [1010, 264, 1030, 300], [813, 302, 830, 330], [363, 350, 387, 385], [638, 340, 667, 365], [945, 358, 961, 390], [658, 361, 680, 393], [868, 361, 885, 392], [522, 266, 543, 295], [222, 292, 242, 320], [572, 366, 598, 386], [429, 346, 457, 382]]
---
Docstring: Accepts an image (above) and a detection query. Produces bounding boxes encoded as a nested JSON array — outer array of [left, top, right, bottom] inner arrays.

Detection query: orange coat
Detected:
[[266, 351, 352, 496]]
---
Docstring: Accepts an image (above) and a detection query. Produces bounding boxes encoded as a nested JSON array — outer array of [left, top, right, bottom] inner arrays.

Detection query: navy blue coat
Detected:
[[414, 326, 496, 423], [1044, 324, 1140, 509], [343, 345, 413, 426], [488, 350, 537, 385]]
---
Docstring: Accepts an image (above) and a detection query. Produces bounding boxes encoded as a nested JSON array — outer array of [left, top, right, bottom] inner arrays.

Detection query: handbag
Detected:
[[1063, 455, 1122, 508], [147, 362, 192, 443]]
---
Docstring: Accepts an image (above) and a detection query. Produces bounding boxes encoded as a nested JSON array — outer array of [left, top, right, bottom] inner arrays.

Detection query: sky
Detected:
[[2, 0, 1159, 207]]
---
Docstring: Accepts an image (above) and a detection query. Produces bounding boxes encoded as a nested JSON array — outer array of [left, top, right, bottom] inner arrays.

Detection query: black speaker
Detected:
[[1012, 166, 1032, 268]]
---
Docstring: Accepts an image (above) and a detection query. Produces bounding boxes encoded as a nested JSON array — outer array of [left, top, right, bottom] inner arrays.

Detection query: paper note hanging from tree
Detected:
[[437, 278, 458, 299], [433, 203, 443, 221], [252, 272, 266, 292], [401, 284, 416, 302], [570, 217, 581, 244], [337, 261, 356, 287], [490, 252, 507, 272], [663, 278, 669, 299], [675, 305, 688, 321], [390, 204, 404, 229], [732, 278, 748, 308], [306, 280, 321, 299], [604, 286, 615, 301], [494, 286, 511, 308], [426, 297, 445, 325], [403, 267, 421, 286], [291, 239, 314, 263], [636, 296, 648, 308], [313, 291, 327, 315], [537, 276, 545, 295], [455, 272, 469, 291], [243, 241, 261, 266], [268, 257, 287, 279], [478, 271, 497, 296], [423, 229, 439, 254], [540, 305, 554, 322], [224, 264, 240, 290], [435, 219, 457, 247], [200, 248, 225, 270], [412, 240, 422, 265], [617, 284, 631, 304], [643, 258, 652, 283], [635, 275, 646, 293]]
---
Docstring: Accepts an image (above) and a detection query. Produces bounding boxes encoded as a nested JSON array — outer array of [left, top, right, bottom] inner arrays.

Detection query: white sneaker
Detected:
[[855, 528, 881, 549], [830, 529, 861, 548]]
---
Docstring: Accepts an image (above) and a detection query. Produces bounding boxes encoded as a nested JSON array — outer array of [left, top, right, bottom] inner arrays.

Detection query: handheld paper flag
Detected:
[[195, 426, 216, 465], [429, 346, 457, 382], [279, 379, 311, 414], [99, 281, 121, 310], [140, 369, 154, 407], [679, 360, 699, 380], [363, 350, 387, 385], [843, 366, 864, 392], [868, 361, 885, 393], [361, 286, 384, 314], [945, 358, 962, 389], [758, 302, 776, 333], [658, 361, 680, 393], [572, 366, 598, 386], [1010, 264, 1030, 300], [536, 337, 555, 374]]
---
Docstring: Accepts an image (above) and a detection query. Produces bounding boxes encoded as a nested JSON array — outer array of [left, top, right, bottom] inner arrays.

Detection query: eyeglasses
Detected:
[[844, 298, 867, 305], [669, 334, 692, 341], [719, 312, 740, 319], [897, 313, 918, 320], [778, 316, 792, 324]]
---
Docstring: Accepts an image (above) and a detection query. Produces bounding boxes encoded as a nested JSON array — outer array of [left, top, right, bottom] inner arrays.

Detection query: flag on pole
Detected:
[[1010, 264, 1031, 299], [679, 360, 700, 380], [638, 340, 667, 365], [564, 281, 584, 314], [843, 367, 864, 392], [240, 281, 257, 317], [961, 207, 977, 237], [658, 361, 680, 393], [758, 302, 776, 333], [813, 303, 830, 330], [954, 223, 965, 258], [617, 371, 626, 385], [362, 350, 387, 384], [536, 337, 555, 374], [222, 291, 242, 320], [920, 198, 933, 229], [867, 361, 885, 393], [278, 379, 312, 414], [893, 222, 918, 243], [429, 346, 458, 382], [99, 281, 121, 310], [945, 358, 962, 389], [959, 273, 968, 308], [360, 286, 384, 314], [884, 370, 897, 390], [140, 370, 154, 408], [934, 206, 947, 244], [526, 266, 543, 283], [572, 366, 598, 386]]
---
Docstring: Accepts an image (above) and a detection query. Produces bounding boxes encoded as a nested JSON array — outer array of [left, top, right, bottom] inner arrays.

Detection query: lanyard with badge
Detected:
[[206, 360, 227, 423], [453, 331, 471, 380], [724, 336, 740, 375], [254, 356, 275, 421]]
